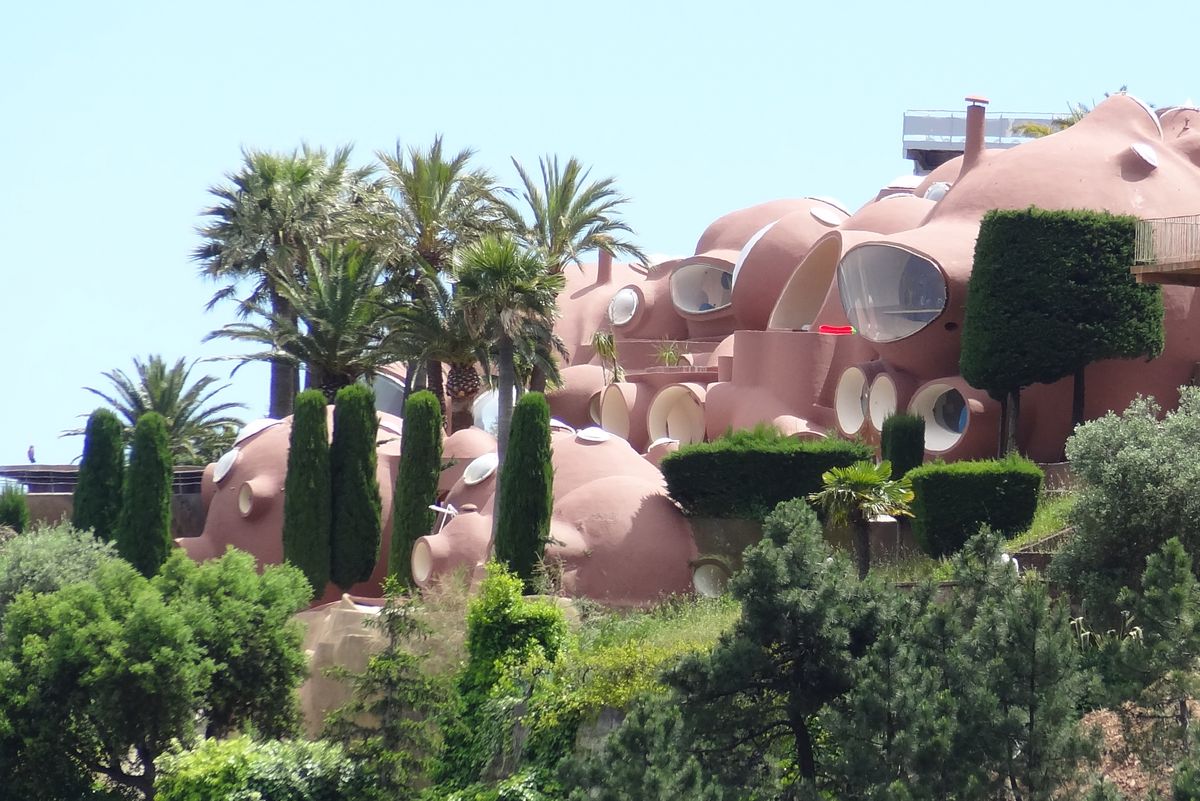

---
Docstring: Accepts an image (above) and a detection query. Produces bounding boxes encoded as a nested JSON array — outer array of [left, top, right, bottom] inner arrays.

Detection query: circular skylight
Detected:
[[1131, 142, 1159, 169], [213, 448, 240, 483], [810, 205, 848, 227], [923, 182, 952, 201], [462, 452, 499, 485], [234, 418, 281, 445], [576, 426, 611, 443], [607, 286, 640, 326]]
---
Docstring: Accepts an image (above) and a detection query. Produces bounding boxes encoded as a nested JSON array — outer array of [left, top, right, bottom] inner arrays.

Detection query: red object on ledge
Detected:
[[818, 324, 856, 335]]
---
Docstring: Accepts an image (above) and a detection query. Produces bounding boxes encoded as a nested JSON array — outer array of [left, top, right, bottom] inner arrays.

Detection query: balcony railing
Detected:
[[1134, 215, 1200, 266]]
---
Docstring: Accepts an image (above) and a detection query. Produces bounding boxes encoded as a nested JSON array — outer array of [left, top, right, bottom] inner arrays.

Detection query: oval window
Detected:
[[671, 263, 733, 314], [837, 245, 947, 343]]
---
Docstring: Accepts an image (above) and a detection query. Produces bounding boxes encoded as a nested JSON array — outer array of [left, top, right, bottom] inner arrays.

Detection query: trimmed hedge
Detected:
[[0, 485, 30, 534], [330, 384, 381, 591], [390, 390, 443, 586], [909, 455, 1043, 558], [661, 425, 873, 520], [72, 408, 125, 541], [495, 392, 553, 590], [282, 390, 332, 596], [880, 413, 925, 479], [116, 412, 173, 576]]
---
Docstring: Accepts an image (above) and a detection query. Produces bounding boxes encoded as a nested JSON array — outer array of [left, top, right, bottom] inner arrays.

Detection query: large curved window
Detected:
[[837, 245, 947, 342], [671, 262, 733, 314]]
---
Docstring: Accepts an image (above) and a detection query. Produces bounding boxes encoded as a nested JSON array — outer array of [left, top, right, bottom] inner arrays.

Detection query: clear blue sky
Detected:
[[2, 0, 1194, 465]]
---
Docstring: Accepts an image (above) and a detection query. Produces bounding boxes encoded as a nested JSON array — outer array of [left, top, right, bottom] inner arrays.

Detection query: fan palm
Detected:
[[453, 235, 564, 464], [194, 145, 383, 417], [377, 137, 506, 410], [67, 355, 246, 465], [809, 460, 914, 579], [206, 242, 398, 400]]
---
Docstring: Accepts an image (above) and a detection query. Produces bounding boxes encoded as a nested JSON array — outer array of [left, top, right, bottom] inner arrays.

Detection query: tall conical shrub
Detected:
[[880, 413, 926, 479], [283, 390, 332, 596], [495, 392, 553, 590], [330, 384, 381, 590], [116, 411, 173, 576], [0, 484, 30, 534], [390, 391, 443, 585], [73, 408, 125, 541]]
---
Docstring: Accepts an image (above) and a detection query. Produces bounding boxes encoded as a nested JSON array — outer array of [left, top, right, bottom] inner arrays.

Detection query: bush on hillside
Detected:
[[72, 407, 125, 541], [880, 412, 925, 479], [661, 424, 872, 520], [495, 392, 553, 590], [391, 390, 443, 586], [282, 389, 332, 596], [0, 522, 119, 619], [908, 455, 1043, 558], [115, 411, 173, 576], [330, 384, 381, 591], [0, 484, 29, 534]]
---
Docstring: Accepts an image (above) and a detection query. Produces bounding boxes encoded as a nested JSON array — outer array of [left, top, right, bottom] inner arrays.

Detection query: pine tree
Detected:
[[330, 384, 381, 590], [390, 391, 443, 585], [282, 390, 332, 596], [72, 408, 125, 541], [115, 411, 173, 577], [494, 392, 553, 590]]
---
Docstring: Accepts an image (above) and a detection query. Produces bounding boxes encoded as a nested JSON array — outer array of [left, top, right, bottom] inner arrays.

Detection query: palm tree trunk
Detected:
[[1072, 365, 1086, 430], [426, 358, 447, 427], [496, 335, 516, 466], [854, 518, 871, 579], [268, 289, 298, 418]]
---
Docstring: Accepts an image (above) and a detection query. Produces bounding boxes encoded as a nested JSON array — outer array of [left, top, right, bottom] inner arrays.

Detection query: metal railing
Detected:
[[1135, 215, 1200, 266]]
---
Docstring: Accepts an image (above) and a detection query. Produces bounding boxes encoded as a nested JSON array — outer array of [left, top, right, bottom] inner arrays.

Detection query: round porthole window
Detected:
[[607, 286, 640, 326], [693, 562, 731, 598], [835, 367, 870, 435], [909, 383, 969, 452], [462, 452, 499, 485]]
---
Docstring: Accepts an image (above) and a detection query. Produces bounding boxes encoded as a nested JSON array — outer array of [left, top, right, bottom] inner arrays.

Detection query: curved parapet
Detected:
[[647, 383, 708, 445]]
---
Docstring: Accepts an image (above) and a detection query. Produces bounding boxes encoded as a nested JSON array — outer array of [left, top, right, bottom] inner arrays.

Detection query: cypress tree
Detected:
[[880, 412, 925, 479], [329, 383, 381, 590], [73, 408, 125, 541], [0, 484, 30, 534], [390, 390, 443, 585], [116, 411, 173, 576], [282, 390, 332, 596], [494, 392, 553, 590]]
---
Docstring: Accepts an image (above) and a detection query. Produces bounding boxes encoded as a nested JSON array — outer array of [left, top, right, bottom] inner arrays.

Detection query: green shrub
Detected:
[[495, 393, 553, 590], [330, 383, 381, 590], [72, 408, 125, 541], [879, 412, 925, 478], [282, 389, 332, 596], [908, 455, 1043, 558], [115, 411, 173, 576], [0, 521, 119, 619], [1176, 752, 1200, 801], [661, 424, 872, 520], [391, 390, 443, 586], [0, 484, 29, 534], [156, 736, 364, 801]]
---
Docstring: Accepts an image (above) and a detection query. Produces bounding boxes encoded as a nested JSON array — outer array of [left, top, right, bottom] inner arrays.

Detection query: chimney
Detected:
[[962, 94, 990, 174], [597, 249, 613, 285]]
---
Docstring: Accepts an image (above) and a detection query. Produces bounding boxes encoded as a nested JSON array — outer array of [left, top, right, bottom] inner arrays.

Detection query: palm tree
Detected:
[[377, 137, 506, 410], [808, 460, 914, 579], [503, 155, 647, 390], [67, 355, 246, 465], [206, 242, 398, 400], [453, 235, 564, 463], [194, 145, 383, 417]]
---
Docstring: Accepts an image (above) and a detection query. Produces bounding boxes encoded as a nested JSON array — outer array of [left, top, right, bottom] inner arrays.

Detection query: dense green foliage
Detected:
[[908, 455, 1043, 558], [0, 522, 119, 619], [74, 354, 245, 464], [116, 411, 174, 576], [72, 408, 126, 541], [961, 208, 1163, 447], [1051, 389, 1200, 622], [880, 412, 925, 478], [0, 559, 209, 799], [326, 578, 443, 800], [438, 563, 568, 788], [662, 424, 873, 519], [329, 383, 382, 590], [390, 390, 443, 585], [0, 483, 30, 533], [282, 389, 332, 596], [495, 392, 553, 590], [809, 460, 913, 578], [157, 736, 364, 801], [154, 548, 311, 739]]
